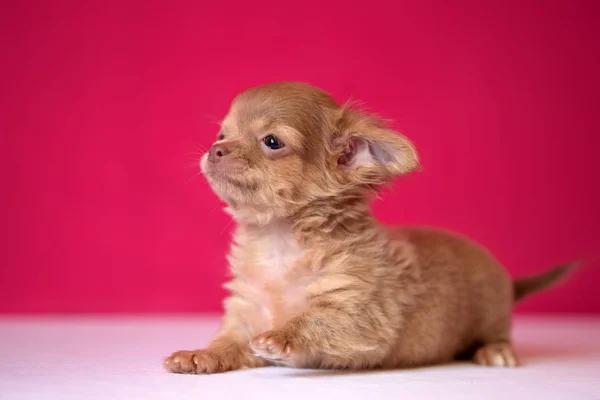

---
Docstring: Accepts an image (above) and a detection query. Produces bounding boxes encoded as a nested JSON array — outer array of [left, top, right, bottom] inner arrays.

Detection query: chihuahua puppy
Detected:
[[165, 82, 574, 374]]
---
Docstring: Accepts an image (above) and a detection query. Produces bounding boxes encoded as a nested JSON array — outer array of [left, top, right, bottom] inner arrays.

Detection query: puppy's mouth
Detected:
[[200, 154, 252, 187], [205, 169, 244, 185]]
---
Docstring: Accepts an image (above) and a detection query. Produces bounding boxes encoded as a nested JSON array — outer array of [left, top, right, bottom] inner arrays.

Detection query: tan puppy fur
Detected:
[[164, 82, 574, 374]]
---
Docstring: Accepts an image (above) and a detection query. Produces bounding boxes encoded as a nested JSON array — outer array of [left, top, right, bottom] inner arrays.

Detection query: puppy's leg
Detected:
[[165, 332, 269, 374], [472, 341, 521, 367], [249, 306, 393, 369], [164, 300, 269, 374], [471, 301, 519, 367]]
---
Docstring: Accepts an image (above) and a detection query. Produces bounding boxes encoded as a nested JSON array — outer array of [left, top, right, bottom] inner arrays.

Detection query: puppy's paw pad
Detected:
[[473, 342, 521, 367], [164, 350, 222, 374], [250, 331, 293, 361]]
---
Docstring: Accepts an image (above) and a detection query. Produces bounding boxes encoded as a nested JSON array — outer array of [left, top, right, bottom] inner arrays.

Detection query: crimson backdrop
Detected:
[[1, 1, 598, 313]]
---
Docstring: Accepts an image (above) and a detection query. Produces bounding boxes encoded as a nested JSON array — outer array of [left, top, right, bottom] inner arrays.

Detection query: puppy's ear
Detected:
[[333, 106, 419, 185]]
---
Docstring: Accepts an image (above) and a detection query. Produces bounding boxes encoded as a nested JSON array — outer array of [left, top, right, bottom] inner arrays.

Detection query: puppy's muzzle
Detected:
[[208, 144, 231, 163]]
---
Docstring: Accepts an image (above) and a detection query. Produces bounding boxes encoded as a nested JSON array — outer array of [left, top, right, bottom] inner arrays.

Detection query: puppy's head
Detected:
[[200, 82, 418, 224]]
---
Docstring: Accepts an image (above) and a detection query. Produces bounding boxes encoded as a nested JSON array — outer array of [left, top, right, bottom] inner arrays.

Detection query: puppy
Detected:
[[165, 82, 574, 373]]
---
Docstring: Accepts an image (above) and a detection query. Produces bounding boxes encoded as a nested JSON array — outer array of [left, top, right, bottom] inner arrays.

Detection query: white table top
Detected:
[[1, 315, 599, 400]]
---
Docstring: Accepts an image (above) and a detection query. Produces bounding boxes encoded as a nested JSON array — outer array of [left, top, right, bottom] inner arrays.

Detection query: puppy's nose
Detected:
[[208, 144, 230, 163]]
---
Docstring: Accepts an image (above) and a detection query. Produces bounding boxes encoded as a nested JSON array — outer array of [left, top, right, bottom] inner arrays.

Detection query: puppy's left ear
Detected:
[[333, 107, 419, 184]]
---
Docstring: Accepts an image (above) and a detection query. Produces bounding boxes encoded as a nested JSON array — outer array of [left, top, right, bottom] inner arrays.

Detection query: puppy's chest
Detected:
[[231, 227, 317, 329]]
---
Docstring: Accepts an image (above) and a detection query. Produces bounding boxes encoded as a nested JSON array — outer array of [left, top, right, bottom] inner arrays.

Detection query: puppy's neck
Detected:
[[291, 192, 377, 242], [235, 191, 378, 244]]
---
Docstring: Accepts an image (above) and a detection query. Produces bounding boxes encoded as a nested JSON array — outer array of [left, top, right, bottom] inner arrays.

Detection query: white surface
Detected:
[[0, 315, 599, 400]]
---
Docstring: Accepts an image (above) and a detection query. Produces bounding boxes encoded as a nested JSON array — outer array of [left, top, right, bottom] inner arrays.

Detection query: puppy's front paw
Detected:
[[250, 330, 294, 362], [164, 349, 227, 374]]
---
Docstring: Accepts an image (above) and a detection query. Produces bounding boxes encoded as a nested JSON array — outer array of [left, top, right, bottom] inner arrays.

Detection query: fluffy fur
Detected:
[[164, 82, 574, 374]]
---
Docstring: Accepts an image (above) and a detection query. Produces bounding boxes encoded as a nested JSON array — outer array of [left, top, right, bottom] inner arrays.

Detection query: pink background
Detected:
[[1, 1, 598, 314]]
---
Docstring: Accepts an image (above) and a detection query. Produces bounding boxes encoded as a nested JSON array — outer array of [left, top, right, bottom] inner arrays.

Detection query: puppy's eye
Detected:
[[217, 133, 225, 141], [263, 135, 284, 150]]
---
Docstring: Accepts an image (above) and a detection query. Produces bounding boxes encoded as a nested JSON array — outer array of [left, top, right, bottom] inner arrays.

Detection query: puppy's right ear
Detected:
[[332, 106, 419, 186]]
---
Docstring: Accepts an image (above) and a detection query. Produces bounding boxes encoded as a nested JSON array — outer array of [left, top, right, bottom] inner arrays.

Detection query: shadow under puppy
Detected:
[[165, 82, 575, 374]]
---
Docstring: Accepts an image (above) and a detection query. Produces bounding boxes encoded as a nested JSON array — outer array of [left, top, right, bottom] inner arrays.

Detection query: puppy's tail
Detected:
[[513, 261, 580, 303]]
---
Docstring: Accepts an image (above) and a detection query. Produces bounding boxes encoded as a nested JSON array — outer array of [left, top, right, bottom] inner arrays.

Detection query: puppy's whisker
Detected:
[[187, 171, 204, 182], [220, 218, 234, 236]]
